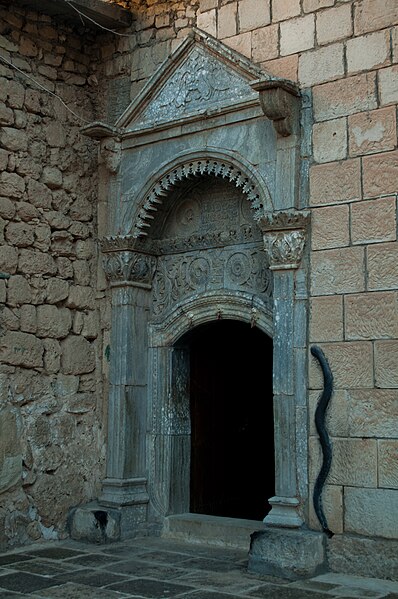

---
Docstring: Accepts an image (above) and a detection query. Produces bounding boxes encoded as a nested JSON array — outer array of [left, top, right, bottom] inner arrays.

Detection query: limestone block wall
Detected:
[[0, 4, 106, 547], [100, 0, 398, 542]]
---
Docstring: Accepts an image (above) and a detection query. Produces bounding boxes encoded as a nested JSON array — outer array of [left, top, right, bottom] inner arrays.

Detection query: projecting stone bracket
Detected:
[[251, 79, 300, 137]]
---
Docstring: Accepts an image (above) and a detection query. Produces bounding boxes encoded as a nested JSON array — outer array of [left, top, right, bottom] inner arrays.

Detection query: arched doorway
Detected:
[[177, 319, 274, 521]]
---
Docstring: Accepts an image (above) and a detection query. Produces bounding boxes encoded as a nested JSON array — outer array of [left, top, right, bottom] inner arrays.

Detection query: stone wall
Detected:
[[0, 3, 106, 547], [1, 0, 397, 551]]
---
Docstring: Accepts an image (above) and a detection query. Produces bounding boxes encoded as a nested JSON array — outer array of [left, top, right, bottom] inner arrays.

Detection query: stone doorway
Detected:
[[183, 320, 274, 521]]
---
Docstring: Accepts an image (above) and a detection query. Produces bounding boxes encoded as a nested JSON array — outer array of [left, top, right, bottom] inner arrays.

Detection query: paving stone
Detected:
[[0, 555, 33, 567], [130, 550, 192, 565], [25, 547, 85, 560], [0, 572, 57, 593], [109, 558, 187, 579], [34, 582, 128, 598], [247, 585, 327, 598], [173, 569, 262, 594], [65, 553, 124, 568], [11, 559, 81, 577], [54, 568, 128, 588], [178, 557, 236, 572], [0, 593, 26, 599], [107, 577, 194, 596]]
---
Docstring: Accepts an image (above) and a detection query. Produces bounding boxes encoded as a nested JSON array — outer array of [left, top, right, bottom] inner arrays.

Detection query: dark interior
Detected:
[[185, 319, 274, 521]]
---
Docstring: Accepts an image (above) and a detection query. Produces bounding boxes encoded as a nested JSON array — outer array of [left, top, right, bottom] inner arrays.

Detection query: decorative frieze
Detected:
[[102, 250, 156, 288], [259, 210, 310, 270]]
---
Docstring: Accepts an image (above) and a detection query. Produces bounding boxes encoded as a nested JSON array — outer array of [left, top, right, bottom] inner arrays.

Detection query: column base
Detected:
[[248, 527, 327, 580], [263, 496, 304, 528], [99, 477, 149, 508]]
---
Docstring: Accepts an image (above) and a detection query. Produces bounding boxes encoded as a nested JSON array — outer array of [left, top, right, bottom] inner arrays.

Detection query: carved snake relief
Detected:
[[311, 345, 334, 538]]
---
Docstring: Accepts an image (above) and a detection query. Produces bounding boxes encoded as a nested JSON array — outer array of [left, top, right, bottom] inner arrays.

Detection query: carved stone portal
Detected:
[[76, 29, 311, 552]]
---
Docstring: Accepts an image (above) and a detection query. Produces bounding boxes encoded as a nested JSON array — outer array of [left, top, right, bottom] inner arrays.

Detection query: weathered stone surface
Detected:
[[0, 197, 16, 219], [280, 14, 315, 56], [309, 483, 343, 534], [345, 291, 398, 340], [43, 338, 61, 374], [72, 261, 90, 285], [328, 534, 398, 580], [348, 107, 397, 157], [379, 65, 398, 106], [61, 336, 95, 374], [309, 437, 377, 487], [309, 389, 349, 437], [311, 204, 349, 249], [18, 249, 57, 276], [310, 295, 344, 342], [378, 440, 398, 489], [36, 305, 72, 339], [273, 0, 300, 22], [66, 285, 95, 310], [0, 408, 21, 493], [354, 0, 398, 34], [5, 222, 35, 248], [46, 278, 69, 304], [7, 275, 31, 306], [309, 341, 373, 389], [20, 304, 36, 334], [345, 488, 398, 539], [367, 242, 398, 291], [0, 127, 28, 152], [311, 247, 365, 295], [217, 2, 237, 38], [249, 528, 326, 580], [0, 245, 18, 274], [313, 118, 347, 163], [362, 150, 398, 198], [351, 196, 396, 244], [0, 172, 25, 198], [299, 43, 344, 87], [348, 389, 398, 438], [252, 25, 278, 62], [0, 306, 20, 331], [26, 178, 52, 209], [374, 340, 398, 388], [238, 0, 270, 33], [41, 166, 62, 190], [0, 331, 43, 368], [316, 4, 352, 45], [309, 159, 361, 205], [346, 30, 390, 75], [313, 73, 377, 122]]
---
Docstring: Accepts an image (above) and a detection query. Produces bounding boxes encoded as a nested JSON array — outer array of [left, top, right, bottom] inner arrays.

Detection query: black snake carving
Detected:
[[311, 345, 334, 538]]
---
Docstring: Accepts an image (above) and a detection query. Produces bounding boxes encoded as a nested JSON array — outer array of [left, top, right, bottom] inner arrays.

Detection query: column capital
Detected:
[[259, 210, 310, 271], [101, 237, 156, 288]]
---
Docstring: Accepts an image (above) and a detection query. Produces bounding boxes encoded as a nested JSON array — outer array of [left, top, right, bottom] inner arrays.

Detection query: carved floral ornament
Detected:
[[102, 249, 156, 288], [259, 210, 310, 270]]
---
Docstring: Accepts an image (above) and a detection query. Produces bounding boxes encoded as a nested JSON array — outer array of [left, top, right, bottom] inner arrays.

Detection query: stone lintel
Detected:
[[11, 0, 132, 30], [251, 79, 300, 137]]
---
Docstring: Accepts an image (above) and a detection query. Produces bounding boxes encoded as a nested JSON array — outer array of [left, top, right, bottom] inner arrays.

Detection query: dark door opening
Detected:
[[186, 319, 274, 521]]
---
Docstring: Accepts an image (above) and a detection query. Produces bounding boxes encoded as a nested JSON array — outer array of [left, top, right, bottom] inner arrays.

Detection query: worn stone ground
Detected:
[[0, 537, 398, 598]]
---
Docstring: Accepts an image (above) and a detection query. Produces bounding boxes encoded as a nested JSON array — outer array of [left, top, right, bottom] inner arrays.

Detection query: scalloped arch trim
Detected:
[[132, 158, 265, 238]]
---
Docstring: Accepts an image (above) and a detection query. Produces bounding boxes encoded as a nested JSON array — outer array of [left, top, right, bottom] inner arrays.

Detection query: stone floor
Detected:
[[0, 536, 397, 598]]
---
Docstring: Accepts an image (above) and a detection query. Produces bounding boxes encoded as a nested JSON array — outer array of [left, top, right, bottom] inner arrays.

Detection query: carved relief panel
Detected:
[[150, 179, 272, 320]]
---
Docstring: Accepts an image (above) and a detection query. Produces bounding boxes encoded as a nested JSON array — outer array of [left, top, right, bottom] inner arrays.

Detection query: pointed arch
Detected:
[[128, 149, 274, 238]]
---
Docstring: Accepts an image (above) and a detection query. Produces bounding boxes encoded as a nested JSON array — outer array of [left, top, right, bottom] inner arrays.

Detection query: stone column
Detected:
[[260, 210, 310, 528], [100, 244, 156, 528]]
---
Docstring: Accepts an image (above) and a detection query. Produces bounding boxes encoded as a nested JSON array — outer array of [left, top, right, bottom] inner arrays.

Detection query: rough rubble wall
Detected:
[[0, 4, 107, 547], [99, 0, 398, 544]]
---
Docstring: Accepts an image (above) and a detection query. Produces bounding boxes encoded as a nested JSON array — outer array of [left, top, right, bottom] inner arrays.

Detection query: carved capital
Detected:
[[102, 250, 156, 288], [259, 210, 310, 270], [251, 80, 300, 137]]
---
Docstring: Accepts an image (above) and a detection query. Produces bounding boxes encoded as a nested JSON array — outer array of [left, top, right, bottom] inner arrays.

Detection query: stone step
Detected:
[[162, 513, 266, 550]]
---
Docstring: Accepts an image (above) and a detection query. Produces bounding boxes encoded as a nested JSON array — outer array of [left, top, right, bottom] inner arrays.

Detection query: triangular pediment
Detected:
[[116, 29, 276, 131]]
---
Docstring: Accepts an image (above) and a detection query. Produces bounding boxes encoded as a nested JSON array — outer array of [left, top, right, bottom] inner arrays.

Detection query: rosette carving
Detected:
[[102, 250, 156, 287]]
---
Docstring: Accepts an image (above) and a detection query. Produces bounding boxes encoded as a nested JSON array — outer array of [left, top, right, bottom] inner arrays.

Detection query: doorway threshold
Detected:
[[162, 513, 266, 550]]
